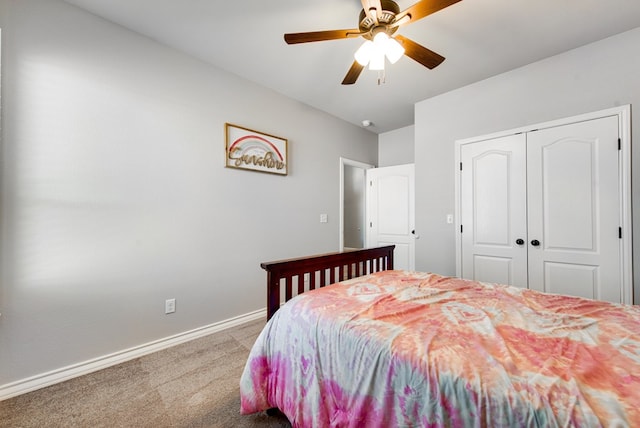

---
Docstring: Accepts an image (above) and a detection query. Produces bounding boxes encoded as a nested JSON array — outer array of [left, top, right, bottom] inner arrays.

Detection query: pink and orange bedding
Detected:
[[240, 270, 640, 427]]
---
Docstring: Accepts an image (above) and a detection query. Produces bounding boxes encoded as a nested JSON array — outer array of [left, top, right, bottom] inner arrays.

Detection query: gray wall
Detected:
[[0, 0, 377, 386], [378, 125, 415, 167], [414, 27, 640, 303]]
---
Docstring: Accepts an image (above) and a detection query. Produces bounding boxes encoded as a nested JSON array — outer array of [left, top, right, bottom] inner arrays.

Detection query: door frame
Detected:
[[454, 105, 632, 304], [339, 157, 374, 251]]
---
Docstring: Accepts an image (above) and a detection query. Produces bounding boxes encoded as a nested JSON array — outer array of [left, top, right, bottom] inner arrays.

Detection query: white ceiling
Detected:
[[62, 0, 640, 133]]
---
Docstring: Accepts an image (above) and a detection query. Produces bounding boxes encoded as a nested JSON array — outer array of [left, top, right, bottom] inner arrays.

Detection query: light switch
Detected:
[[320, 214, 328, 223], [446, 214, 454, 224]]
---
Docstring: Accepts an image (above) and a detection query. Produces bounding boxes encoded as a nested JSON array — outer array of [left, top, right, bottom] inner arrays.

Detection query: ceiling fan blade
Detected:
[[395, 0, 462, 26], [284, 29, 362, 44], [342, 61, 365, 85], [395, 35, 445, 69]]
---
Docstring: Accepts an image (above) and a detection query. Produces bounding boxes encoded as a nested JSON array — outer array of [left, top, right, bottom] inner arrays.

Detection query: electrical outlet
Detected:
[[320, 213, 328, 223], [165, 298, 176, 314]]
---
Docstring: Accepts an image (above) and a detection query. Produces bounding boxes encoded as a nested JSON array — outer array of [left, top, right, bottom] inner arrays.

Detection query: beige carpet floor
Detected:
[[0, 319, 291, 428]]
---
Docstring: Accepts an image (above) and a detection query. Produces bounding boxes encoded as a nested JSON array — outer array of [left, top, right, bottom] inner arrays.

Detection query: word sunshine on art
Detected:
[[229, 149, 286, 171]]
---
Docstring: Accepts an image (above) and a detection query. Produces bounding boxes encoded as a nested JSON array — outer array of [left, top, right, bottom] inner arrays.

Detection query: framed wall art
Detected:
[[225, 123, 288, 176]]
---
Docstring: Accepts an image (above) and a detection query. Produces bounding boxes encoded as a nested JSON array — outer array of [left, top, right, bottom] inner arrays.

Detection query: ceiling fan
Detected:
[[284, 0, 462, 85]]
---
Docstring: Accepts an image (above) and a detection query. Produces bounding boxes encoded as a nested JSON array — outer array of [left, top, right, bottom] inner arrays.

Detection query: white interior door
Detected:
[[460, 134, 528, 287], [526, 116, 621, 302], [367, 164, 415, 271]]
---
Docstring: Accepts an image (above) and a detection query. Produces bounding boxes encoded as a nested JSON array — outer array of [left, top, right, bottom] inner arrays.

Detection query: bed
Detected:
[[240, 246, 640, 427]]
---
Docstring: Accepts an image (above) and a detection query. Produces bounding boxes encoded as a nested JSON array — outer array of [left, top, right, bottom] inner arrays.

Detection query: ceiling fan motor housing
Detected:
[[359, 0, 401, 38]]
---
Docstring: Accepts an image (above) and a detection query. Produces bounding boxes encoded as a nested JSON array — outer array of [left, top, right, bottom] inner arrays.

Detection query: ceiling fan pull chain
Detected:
[[377, 69, 386, 85]]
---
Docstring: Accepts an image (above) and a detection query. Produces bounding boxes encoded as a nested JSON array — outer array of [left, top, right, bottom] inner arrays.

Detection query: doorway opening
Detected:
[[339, 158, 374, 251]]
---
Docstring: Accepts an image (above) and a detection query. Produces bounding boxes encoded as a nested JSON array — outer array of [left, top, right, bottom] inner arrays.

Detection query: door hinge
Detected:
[[370, 222, 373, 228], [460, 225, 463, 233], [370, 180, 373, 187], [459, 162, 463, 171], [618, 138, 621, 150], [619, 227, 622, 239]]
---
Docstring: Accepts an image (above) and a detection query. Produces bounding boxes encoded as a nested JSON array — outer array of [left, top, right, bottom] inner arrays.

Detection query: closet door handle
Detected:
[[531, 239, 540, 246], [515, 239, 525, 245]]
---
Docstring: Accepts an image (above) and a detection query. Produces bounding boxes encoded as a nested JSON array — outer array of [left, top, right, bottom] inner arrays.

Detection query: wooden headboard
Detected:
[[260, 245, 395, 320]]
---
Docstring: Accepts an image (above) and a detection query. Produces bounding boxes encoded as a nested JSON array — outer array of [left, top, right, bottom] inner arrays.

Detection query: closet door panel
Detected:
[[460, 134, 528, 287], [526, 116, 621, 302], [543, 262, 598, 300]]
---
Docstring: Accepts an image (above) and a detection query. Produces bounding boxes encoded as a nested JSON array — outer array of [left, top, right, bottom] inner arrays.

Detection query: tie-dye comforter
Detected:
[[240, 271, 640, 427]]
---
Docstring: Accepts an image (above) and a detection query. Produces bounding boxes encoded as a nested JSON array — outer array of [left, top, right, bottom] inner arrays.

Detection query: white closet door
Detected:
[[526, 116, 621, 302], [460, 134, 528, 287]]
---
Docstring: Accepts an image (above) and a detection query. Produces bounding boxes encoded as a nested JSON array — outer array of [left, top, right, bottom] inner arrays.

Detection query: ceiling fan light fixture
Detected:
[[369, 49, 386, 71], [371, 32, 404, 64], [373, 31, 389, 46], [384, 37, 405, 64], [354, 40, 375, 66]]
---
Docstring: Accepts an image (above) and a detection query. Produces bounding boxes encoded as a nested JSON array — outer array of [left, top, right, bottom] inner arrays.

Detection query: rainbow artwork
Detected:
[[225, 123, 288, 175]]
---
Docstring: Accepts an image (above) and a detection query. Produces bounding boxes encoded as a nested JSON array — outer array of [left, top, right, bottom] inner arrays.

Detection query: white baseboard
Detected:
[[0, 309, 266, 401]]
